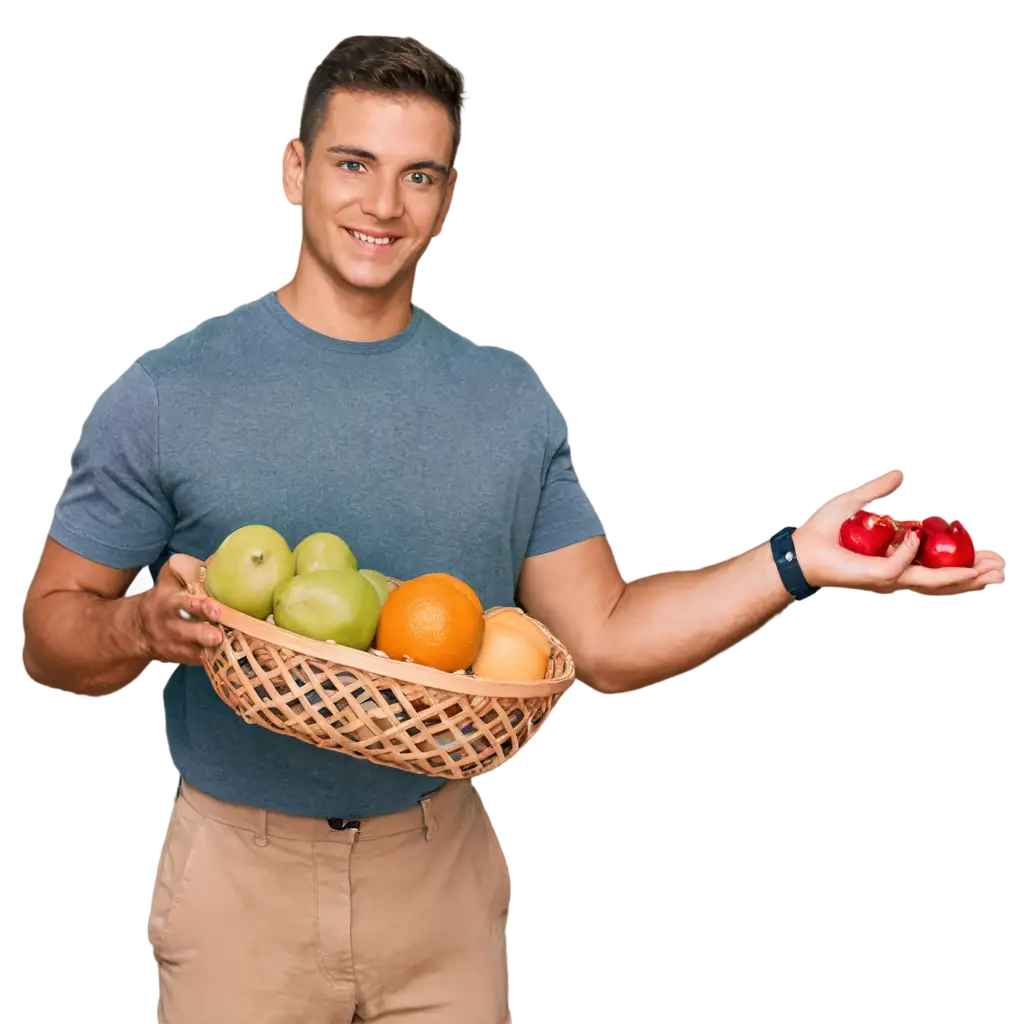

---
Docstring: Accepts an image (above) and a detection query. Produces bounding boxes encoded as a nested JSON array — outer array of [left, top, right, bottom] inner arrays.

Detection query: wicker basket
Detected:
[[168, 554, 575, 780]]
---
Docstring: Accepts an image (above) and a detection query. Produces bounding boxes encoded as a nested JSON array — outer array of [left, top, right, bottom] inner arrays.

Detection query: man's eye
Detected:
[[338, 160, 365, 172], [409, 172, 434, 185]]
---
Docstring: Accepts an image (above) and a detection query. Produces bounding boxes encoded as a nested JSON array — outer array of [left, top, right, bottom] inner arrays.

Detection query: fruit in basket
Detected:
[[359, 569, 390, 607], [374, 574, 485, 672], [294, 532, 358, 574], [272, 568, 381, 648], [471, 608, 551, 682], [415, 573, 484, 615], [838, 511, 899, 557], [204, 525, 295, 619]]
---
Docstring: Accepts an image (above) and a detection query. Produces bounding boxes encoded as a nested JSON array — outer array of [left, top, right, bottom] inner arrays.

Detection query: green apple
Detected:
[[273, 568, 380, 649], [359, 569, 390, 607], [204, 525, 295, 619], [294, 532, 358, 574]]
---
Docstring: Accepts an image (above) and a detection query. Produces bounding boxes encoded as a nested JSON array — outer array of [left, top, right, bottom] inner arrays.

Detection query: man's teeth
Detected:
[[348, 230, 395, 245]]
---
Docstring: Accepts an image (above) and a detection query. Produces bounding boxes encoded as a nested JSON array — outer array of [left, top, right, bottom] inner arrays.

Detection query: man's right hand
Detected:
[[134, 560, 223, 666]]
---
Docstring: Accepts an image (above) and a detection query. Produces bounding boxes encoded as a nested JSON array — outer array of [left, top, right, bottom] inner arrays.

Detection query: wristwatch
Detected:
[[770, 526, 820, 600]]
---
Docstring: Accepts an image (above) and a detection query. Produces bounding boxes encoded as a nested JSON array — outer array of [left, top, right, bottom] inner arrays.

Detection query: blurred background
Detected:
[[1, 1, 1020, 1021]]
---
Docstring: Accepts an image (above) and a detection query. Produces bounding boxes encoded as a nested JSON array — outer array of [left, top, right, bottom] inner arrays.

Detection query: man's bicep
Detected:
[[26, 536, 141, 605], [515, 535, 626, 685]]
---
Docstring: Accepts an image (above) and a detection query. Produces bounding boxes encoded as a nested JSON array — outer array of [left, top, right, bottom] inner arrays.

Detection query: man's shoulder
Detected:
[[418, 308, 543, 392], [136, 293, 268, 378]]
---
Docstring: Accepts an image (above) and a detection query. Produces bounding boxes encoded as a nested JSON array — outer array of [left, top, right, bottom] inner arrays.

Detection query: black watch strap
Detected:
[[770, 526, 820, 600]]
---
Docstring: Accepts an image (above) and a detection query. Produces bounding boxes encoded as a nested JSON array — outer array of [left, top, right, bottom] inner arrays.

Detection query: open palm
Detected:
[[792, 470, 1006, 595]]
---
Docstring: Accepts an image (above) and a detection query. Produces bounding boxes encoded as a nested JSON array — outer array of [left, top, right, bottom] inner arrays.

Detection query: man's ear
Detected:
[[282, 139, 305, 207]]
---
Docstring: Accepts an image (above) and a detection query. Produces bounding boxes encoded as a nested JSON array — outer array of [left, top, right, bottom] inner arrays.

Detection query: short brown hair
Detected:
[[299, 36, 466, 169]]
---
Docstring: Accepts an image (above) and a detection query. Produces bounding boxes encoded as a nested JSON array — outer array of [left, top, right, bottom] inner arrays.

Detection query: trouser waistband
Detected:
[[177, 776, 472, 845]]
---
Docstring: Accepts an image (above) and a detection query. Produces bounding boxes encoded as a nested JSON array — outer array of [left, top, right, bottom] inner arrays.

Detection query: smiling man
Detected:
[[286, 96, 458, 314], [22, 34, 1005, 1024]]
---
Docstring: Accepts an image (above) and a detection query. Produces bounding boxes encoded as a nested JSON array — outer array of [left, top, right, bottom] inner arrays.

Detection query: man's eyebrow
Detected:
[[326, 145, 450, 177], [325, 145, 378, 160], [406, 159, 451, 177]]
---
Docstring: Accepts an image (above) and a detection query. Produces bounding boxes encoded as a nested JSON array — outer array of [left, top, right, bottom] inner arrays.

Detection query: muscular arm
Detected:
[[515, 471, 999, 696], [22, 538, 222, 697], [23, 538, 151, 696], [516, 535, 791, 694], [27, 357, 231, 695]]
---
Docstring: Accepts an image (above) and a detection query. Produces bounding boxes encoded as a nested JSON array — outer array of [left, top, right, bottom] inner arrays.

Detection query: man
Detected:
[[21, 33, 1005, 1024]]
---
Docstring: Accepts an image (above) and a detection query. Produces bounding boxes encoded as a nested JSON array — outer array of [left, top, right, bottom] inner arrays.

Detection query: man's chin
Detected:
[[333, 265, 401, 293]]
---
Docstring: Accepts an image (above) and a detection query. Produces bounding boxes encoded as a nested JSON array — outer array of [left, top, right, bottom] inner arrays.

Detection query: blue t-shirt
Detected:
[[49, 291, 604, 817]]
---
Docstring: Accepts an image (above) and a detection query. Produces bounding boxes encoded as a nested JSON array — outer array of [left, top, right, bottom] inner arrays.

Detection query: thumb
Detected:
[[842, 469, 904, 516], [161, 552, 201, 593], [871, 522, 920, 582]]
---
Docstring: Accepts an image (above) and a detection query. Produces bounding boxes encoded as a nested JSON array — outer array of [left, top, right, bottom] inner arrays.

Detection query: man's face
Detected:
[[285, 89, 457, 293]]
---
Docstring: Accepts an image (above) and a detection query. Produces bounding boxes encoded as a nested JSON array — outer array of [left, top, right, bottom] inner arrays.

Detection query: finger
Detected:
[[912, 570, 1001, 596], [972, 555, 1005, 575], [870, 526, 920, 582], [824, 469, 905, 525], [156, 559, 189, 592], [163, 557, 201, 589], [195, 595, 221, 621], [173, 617, 224, 649], [973, 550, 1006, 571], [849, 469, 904, 507], [851, 466, 901, 493], [895, 563, 981, 590], [974, 549, 1001, 558], [966, 565, 1007, 589], [197, 622, 223, 647], [169, 590, 221, 623]]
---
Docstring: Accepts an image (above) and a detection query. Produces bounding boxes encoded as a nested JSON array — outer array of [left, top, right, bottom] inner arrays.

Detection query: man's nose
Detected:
[[360, 176, 404, 223]]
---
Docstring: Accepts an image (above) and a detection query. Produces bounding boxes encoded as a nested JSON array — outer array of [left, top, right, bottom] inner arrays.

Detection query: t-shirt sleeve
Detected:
[[48, 360, 175, 569], [524, 386, 605, 558]]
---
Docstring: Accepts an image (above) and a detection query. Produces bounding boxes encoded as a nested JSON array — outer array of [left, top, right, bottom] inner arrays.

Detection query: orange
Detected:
[[471, 608, 551, 682], [414, 572, 484, 615], [375, 575, 485, 673]]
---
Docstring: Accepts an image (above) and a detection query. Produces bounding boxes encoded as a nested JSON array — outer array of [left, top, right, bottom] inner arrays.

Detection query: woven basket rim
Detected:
[[168, 553, 574, 699]]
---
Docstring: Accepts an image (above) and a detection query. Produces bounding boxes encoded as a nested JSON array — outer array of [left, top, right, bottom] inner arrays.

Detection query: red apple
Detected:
[[839, 510, 899, 556], [915, 518, 975, 569]]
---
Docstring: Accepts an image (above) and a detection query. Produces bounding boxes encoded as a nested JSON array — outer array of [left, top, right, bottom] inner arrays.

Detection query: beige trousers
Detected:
[[147, 775, 512, 1023]]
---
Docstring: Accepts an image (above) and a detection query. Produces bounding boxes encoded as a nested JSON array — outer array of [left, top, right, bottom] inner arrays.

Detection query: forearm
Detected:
[[592, 540, 793, 693], [23, 591, 152, 696]]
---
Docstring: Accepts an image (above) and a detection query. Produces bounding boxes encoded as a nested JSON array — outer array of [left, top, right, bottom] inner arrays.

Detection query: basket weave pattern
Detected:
[[170, 555, 574, 780]]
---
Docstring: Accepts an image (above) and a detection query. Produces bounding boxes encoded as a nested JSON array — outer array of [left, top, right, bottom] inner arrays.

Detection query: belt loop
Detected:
[[254, 807, 268, 848], [420, 794, 438, 841]]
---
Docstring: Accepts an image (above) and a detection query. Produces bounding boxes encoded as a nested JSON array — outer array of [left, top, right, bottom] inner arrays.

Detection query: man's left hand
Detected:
[[792, 470, 1006, 595]]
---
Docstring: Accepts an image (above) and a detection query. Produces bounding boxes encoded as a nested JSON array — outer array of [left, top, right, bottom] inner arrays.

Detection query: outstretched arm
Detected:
[[515, 470, 1005, 695]]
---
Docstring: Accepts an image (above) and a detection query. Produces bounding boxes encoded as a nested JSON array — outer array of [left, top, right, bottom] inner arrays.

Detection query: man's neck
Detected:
[[276, 266, 415, 343]]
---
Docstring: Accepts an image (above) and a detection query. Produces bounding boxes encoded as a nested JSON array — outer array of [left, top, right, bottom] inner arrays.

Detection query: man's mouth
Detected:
[[345, 228, 398, 248]]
